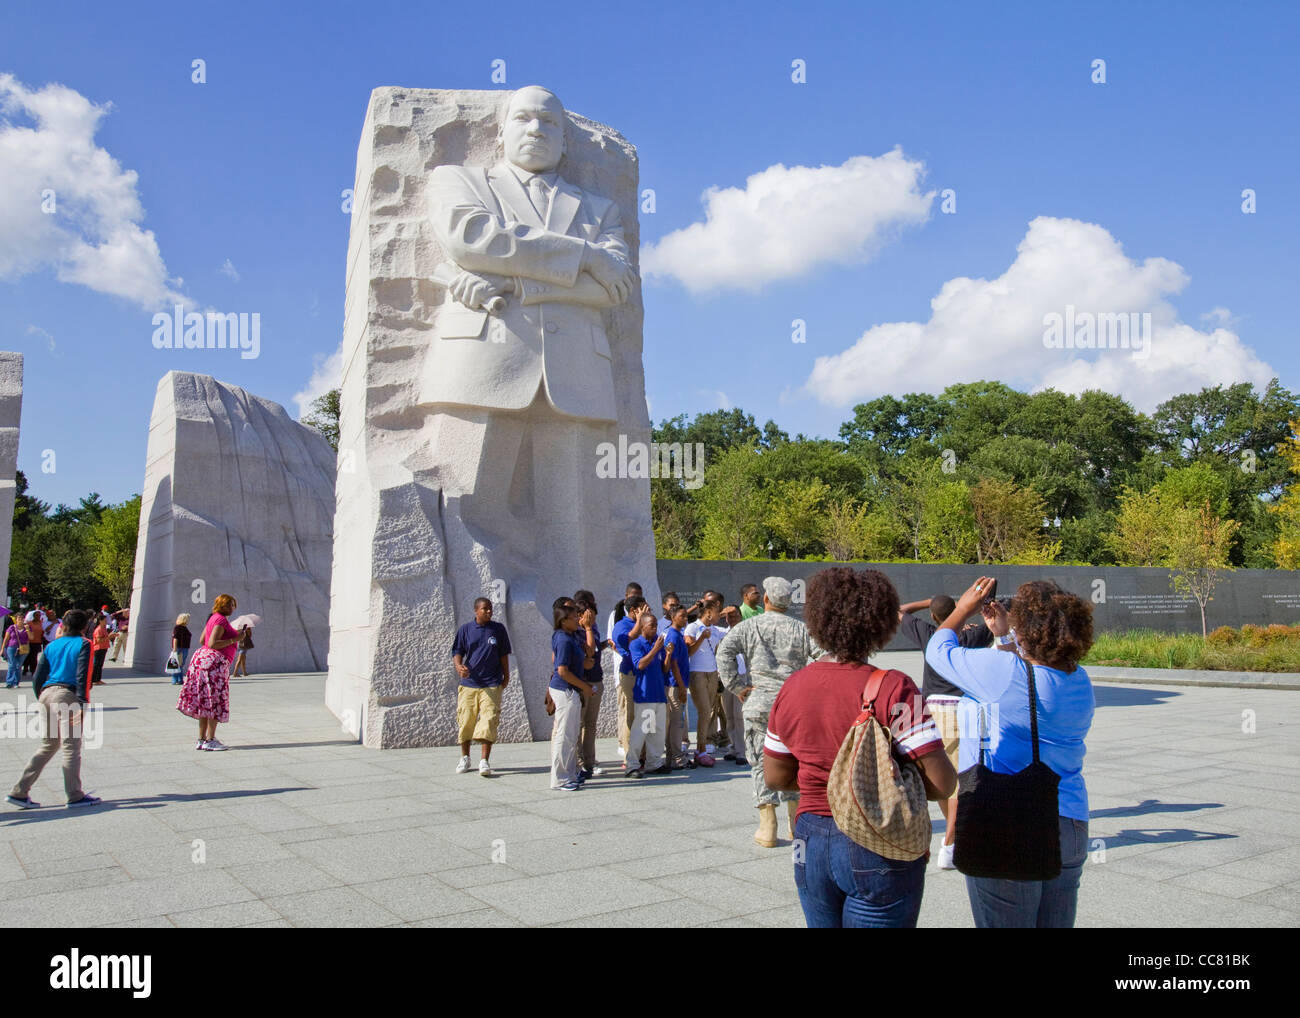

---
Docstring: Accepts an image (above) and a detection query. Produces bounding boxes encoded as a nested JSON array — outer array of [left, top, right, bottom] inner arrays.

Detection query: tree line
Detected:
[[649, 379, 1300, 569], [7, 471, 141, 611]]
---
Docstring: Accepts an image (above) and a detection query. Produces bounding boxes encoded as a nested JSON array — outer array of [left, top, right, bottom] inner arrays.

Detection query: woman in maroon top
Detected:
[[177, 594, 240, 751], [764, 568, 956, 928]]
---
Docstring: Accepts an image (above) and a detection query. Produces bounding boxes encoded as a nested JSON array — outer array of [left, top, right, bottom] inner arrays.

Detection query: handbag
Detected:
[[953, 657, 1062, 880], [165, 651, 181, 671], [826, 667, 932, 861]]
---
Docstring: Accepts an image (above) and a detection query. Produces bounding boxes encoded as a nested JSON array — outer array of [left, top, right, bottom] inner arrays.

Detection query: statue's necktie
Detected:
[[528, 176, 550, 221]]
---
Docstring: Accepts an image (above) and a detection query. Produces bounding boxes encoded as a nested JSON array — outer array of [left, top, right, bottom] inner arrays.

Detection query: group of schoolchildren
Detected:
[[449, 582, 762, 792]]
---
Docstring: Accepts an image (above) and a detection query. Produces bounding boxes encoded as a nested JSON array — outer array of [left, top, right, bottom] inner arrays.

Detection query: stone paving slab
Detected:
[[0, 655, 1296, 927]]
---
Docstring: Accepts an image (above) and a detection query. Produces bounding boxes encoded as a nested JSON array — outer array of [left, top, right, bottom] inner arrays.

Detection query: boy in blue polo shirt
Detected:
[[451, 597, 512, 777], [625, 614, 682, 778], [662, 605, 692, 769]]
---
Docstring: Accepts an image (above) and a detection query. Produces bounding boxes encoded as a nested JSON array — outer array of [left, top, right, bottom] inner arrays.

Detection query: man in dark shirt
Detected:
[[451, 598, 512, 777], [897, 594, 993, 870]]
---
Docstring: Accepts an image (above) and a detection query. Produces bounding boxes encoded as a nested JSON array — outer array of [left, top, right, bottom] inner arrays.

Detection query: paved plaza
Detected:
[[0, 651, 1297, 927]]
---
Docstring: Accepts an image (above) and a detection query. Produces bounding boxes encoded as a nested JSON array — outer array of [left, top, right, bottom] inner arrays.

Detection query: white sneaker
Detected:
[[204, 739, 229, 752], [195, 740, 206, 751], [937, 843, 956, 870], [591, 766, 606, 777], [478, 758, 492, 777], [455, 755, 471, 774]]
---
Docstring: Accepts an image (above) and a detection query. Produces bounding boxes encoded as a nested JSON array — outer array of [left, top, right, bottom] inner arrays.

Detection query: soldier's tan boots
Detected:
[[786, 801, 799, 840], [754, 804, 778, 848]]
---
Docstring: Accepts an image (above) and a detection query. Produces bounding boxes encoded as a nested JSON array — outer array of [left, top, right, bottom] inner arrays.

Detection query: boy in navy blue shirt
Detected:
[[451, 598, 512, 777], [625, 614, 682, 777]]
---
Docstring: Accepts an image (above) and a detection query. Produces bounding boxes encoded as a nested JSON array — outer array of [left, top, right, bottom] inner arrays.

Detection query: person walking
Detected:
[[108, 610, 129, 662], [232, 624, 253, 677], [4, 613, 28, 688], [926, 576, 1096, 929], [716, 577, 820, 847], [764, 568, 955, 927], [177, 595, 240, 751], [6, 609, 102, 810], [169, 613, 192, 685]]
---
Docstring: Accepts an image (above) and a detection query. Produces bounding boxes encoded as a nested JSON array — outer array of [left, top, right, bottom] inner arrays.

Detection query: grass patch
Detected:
[[1084, 626, 1300, 672]]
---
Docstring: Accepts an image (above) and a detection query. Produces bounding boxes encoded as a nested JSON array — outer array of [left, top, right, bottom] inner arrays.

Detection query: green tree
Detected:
[[884, 455, 946, 560], [92, 495, 142, 608], [768, 478, 829, 559], [303, 388, 341, 450], [697, 444, 767, 560], [12, 470, 49, 531], [1109, 486, 1169, 566], [970, 477, 1057, 564], [654, 408, 768, 455], [839, 393, 947, 464], [1269, 418, 1300, 568], [1167, 501, 1238, 638], [918, 480, 977, 562]]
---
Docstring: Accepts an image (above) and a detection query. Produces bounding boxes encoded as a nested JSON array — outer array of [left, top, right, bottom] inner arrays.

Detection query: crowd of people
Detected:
[[453, 568, 1096, 929], [5, 568, 1096, 930]]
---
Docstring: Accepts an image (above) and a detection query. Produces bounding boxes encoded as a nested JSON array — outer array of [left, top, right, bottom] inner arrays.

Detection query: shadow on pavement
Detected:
[[0, 786, 314, 827], [1108, 827, 1235, 845], [1093, 686, 1183, 707], [1091, 798, 1223, 820]]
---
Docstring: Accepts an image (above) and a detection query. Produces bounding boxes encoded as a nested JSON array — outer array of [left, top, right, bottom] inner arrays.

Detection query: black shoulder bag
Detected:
[[953, 657, 1062, 881]]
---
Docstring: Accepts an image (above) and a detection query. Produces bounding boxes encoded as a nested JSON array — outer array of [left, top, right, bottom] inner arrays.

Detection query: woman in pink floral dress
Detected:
[[177, 593, 240, 751]]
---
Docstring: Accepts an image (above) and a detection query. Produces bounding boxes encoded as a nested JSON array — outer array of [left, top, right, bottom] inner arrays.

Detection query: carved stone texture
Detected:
[[0, 351, 22, 606], [328, 88, 659, 748], [125, 371, 336, 674]]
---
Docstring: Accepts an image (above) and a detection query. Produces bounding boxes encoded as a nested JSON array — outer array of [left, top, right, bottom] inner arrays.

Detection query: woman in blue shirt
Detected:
[[925, 576, 1095, 929]]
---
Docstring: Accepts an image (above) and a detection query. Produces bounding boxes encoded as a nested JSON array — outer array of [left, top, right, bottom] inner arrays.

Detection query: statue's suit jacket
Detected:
[[425, 163, 626, 423]]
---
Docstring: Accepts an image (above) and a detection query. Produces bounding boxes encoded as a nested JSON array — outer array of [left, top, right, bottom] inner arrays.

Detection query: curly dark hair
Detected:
[[1009, 581, 1094, 671], [805, 567, 899, 663]]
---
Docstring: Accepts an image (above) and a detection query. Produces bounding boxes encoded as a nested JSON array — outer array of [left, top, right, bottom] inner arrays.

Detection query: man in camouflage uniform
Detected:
[[717, 576, 819, 848]]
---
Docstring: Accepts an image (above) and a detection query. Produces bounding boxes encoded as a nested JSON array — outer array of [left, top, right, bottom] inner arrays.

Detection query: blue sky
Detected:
[[2, 0, 1297, 507]]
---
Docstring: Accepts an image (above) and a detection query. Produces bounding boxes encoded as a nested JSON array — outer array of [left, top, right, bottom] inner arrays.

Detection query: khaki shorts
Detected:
[[457, 684, 503, 744], [927, 699, 961, 772]]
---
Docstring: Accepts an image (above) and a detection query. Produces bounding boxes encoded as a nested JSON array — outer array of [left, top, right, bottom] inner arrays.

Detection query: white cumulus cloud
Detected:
[[218, 258, 240, 282], [0, 73, 186, 308], [642, 148, 933, 294], [802, 216, 1275, 413], [293, 344, 343, 420]]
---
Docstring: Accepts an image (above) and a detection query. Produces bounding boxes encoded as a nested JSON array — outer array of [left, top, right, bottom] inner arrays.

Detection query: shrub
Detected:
[[1207, 626, 1238, 646]]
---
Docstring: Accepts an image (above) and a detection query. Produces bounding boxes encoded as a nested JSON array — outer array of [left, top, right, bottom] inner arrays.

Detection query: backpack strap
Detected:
[[859, 667, 887, 719]]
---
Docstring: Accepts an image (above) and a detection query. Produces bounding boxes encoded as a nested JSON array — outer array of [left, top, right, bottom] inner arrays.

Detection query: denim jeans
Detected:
[[793, 812, 927, 928], [4, 646, 21, 685], [169, 647, 189, 683], [965, 816, 1088, 928]]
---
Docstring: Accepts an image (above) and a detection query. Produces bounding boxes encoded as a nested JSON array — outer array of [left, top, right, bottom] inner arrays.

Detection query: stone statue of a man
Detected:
[[422, 84, 640, 660]]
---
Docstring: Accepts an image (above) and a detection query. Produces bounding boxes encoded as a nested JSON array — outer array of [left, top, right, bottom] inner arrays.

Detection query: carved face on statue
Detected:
[[502, 86, 566, 173]]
